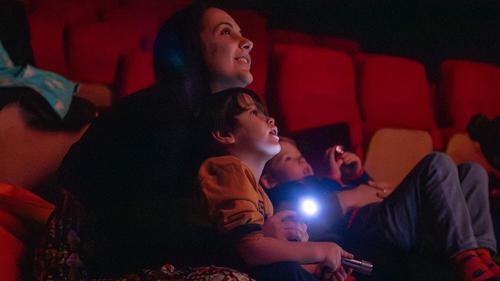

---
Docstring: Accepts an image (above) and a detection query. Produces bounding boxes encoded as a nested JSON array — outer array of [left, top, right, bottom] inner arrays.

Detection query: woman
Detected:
[[57, 3, 321, 280]]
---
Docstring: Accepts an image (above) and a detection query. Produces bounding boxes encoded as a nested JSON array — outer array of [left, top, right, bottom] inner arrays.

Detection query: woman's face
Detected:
[[200, 8, 254, 93]]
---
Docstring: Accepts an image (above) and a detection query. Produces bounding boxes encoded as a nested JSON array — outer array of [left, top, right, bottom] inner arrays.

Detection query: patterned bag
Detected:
[[32, 189, 254, 281]]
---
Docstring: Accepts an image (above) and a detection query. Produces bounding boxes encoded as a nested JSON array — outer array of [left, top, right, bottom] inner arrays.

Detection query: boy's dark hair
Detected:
[[197, 87, 267, 156]]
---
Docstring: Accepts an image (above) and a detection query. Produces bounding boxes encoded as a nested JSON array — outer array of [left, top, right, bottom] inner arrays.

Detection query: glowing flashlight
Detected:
[[299, 197, 320, 217]]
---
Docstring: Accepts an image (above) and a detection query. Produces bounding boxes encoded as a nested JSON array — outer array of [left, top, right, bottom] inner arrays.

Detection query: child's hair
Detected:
[[197, 87, 267, 156]]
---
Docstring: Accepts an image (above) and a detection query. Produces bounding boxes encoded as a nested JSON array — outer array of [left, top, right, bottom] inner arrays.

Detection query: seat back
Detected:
[[439, 60, 500, 132], [0, 102, 88, 190], [364, 128, 433, 187], [268, 44, 363, 155], [445, 133, 500, 178], [356, 54, 442, 149]]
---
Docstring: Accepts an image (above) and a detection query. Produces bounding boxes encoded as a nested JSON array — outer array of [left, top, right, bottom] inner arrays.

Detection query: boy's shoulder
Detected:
[[201, 155, 245, 170], [200, 156, 253, 179]]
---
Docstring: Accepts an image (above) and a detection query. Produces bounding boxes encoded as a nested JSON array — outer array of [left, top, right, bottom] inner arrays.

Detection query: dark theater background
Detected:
[[0, 0, 499, 280]]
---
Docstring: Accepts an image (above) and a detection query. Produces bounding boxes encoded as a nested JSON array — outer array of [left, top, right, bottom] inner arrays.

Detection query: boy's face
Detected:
[[267, 141, 314, 183], [231, 94, 281, 158]]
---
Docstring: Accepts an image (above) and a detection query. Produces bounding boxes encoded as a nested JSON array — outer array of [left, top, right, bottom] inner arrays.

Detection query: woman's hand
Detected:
[[262, 210, 309, 241]]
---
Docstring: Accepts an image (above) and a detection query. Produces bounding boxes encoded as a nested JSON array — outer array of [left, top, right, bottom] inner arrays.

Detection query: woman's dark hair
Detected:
[[196, 87, 267, 157], [153, 2, 224, 114], [0, 87, 97, 132]]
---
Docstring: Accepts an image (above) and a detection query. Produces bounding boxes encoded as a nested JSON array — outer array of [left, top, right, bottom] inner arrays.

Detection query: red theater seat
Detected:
[[356, 54, 443, 149], [28, 15, 67, 76], [67, 21, 146, 84], [268, 44, 363, 155], [30, 1, 97, 26], [439, 60, 500, 135], [120, 0, 190, 22], [269, 29, 317, 46], [228, 9, 270, 101], [315, 35, 361, 56], [103, 7, 162, 51], [118, 50, 155, 97]]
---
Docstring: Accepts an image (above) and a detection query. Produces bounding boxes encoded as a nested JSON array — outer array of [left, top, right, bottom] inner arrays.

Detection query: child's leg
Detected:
[[347, 153, 498, 280], [457, 163, 497, 254], [248, 261, 318, 281], [374, 152, 478, 256]]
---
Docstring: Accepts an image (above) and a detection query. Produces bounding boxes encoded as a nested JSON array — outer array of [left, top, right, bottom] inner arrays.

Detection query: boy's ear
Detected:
[[260, 174, 278, 189], [211, 130, 236, 145]]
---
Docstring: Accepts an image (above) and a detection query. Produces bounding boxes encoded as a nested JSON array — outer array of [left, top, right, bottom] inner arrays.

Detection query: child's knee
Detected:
[[426, 152, 456, 171], [458, 162, 489, 186]]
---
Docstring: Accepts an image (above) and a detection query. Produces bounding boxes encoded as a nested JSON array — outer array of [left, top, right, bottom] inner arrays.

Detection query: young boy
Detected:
[[262, 137, 500, 281], [196, 88, 353, 281]]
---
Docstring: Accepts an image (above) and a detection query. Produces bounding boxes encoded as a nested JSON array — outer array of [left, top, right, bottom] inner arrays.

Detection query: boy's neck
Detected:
[[228, 150, 268, 183]]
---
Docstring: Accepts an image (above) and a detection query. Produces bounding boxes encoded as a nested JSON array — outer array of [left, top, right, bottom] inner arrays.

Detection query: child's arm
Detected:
[[237, 235, 352, 271], [198, 158, 352, 271], [336, 184, 384, 214]]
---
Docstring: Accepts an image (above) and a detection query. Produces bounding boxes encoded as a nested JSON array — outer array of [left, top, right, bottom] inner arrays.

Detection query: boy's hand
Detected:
[[263, 210, 309, 241], [325, 146, 363, 180], [283, 219, 309, 242], [351, 184, 384, 208], [367, 180, 394, 198], [320, 243, 353, 274], [325, 146, 343, 179], [339, 151, 362, 179], [321, 266, 352, 281]]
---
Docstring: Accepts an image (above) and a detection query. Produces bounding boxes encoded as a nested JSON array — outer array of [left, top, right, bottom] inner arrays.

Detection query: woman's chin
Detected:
[[238, 72, 253, 87]]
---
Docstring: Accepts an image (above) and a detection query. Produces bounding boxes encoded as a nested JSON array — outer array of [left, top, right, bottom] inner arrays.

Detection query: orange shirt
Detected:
[[198, 156, 273, 240]]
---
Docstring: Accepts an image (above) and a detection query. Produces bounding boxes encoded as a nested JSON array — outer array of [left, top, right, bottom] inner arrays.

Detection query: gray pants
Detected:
[[346, 152, 497, 259]]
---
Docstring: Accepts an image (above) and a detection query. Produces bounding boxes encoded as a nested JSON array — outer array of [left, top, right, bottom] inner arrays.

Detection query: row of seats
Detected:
[[24, 2, 500, 158]]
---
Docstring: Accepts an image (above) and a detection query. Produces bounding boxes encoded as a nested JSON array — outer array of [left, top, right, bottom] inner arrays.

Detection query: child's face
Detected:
[[268, 141, 314, 183], [231, 94, 281, 158]]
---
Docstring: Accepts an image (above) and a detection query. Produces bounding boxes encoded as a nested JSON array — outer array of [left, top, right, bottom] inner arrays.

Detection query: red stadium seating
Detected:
[[439, 60, 500, 135], [0, 183, 55, 281], [355, 54, 443, 149], [268, 44, 363, 155], [269, 29, 317, 46], [102, 7, 162, 51], [30, 1, 98, 26], [315, 35, 361, 56], [117, 50, 155, 97], [27, 14, 67, 76], [120, 0, 190, 22], [228, 9, 270, 101], [66, 21, 148, 84]]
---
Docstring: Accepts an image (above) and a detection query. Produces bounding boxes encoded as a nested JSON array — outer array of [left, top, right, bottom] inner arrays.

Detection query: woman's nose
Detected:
[[240, 37, 253, 51], [267, 117, 275, 125]]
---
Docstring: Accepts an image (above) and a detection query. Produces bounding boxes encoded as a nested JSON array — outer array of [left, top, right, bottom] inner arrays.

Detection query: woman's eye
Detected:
[[221, 28, 231, 35], [251, 109, 259, 115]]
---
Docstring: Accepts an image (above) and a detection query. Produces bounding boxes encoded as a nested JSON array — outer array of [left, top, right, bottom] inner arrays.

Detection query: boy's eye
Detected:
[[220, 28, 231, 35]]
